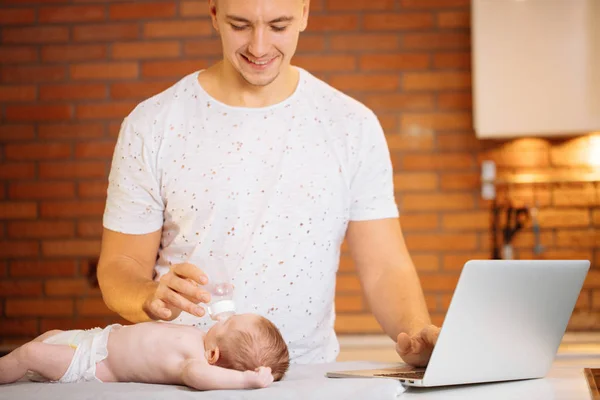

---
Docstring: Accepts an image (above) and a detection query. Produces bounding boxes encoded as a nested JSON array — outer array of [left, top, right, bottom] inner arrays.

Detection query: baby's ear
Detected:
[[205, 346, 220, 365]]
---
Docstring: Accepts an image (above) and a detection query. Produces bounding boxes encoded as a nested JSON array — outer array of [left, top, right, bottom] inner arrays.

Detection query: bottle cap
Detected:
[[210, 300, 236, 320]]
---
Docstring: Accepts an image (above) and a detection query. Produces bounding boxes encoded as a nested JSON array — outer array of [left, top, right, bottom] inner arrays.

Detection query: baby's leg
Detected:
[[0, 342, 74, 384]]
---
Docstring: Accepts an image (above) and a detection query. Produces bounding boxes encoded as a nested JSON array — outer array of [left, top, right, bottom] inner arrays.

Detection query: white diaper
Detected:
[[26, 324, 120, 383]]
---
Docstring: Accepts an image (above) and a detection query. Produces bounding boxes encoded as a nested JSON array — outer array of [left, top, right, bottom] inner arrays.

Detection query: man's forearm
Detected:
[[364, 263, 432, 340], [97, 256, 158, 323]]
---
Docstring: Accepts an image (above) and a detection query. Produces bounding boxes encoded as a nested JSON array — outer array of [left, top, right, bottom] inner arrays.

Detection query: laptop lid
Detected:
[[421, 259, 589, 387]]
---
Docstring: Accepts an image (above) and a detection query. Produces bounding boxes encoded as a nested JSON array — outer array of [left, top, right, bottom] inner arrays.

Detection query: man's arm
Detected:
[[181, 360, 273, 390], [345, 217, 431, 339], [97, 227, 162, 323]]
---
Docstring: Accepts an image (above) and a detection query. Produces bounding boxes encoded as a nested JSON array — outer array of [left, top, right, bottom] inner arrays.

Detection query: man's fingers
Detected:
[[423, 325, 441, 346], [164, 274, 210, 303], [158, 285, 205, 317], [149, 298, 172, 320], [396, 333, 412, 355], [173, 263, 208, 285]]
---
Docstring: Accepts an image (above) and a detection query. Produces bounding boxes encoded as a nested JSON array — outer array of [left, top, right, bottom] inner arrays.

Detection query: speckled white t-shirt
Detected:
[[103, 67, 399, 364]]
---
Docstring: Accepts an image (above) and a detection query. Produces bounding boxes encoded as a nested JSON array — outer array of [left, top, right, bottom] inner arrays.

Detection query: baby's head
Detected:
[[204, 313, 290, 381]]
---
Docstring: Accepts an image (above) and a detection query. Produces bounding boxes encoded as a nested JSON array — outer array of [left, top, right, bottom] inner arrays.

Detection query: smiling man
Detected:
[[98, 0, 440, 367]]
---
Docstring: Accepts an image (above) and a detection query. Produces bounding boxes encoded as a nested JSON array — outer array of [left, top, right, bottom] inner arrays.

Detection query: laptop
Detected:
[[326, 259, 590, 387]]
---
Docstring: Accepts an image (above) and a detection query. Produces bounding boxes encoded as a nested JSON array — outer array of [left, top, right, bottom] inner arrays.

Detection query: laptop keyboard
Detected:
[[374, 371, 425, 380]]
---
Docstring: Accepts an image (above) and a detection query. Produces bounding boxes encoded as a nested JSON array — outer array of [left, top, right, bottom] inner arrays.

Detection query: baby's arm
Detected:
[[180, 360, 273, 390]]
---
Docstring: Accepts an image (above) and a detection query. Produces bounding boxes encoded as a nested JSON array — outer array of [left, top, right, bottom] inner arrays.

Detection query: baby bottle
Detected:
[[189, 249, 236, 321]]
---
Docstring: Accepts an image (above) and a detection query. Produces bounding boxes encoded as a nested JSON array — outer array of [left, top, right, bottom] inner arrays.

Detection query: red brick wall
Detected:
[[1, 0, 598, 344]]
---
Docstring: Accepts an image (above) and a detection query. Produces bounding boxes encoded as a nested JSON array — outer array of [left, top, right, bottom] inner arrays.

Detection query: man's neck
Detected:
[[199, 61, 299, 108]]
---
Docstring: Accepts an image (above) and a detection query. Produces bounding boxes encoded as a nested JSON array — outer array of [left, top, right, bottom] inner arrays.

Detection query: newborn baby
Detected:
[[0, 313, 289, 390]]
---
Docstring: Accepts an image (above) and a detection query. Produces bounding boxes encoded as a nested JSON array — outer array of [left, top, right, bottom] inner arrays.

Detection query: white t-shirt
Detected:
[[103, 67, 399, 364]]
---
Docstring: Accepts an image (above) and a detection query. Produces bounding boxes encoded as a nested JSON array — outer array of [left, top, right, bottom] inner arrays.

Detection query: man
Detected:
[[97, 0, 440, 367]]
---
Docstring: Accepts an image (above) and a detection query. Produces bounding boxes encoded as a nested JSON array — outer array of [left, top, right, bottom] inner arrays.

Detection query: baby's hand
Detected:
[[244, 366, 274, 389]]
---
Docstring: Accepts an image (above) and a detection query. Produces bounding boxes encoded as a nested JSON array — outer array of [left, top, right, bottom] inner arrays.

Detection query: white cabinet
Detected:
[[471, 0, 600, 138]]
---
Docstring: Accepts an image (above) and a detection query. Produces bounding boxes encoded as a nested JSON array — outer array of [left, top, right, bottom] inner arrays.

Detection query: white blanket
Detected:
[[0, 361, 406, 400]]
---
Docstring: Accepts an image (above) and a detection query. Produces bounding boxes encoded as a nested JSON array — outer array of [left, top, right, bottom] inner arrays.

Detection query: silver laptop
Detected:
[[327, 259, 590, 387]]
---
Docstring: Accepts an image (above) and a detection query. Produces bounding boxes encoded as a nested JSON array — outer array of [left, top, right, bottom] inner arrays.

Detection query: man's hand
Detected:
[[396, 325, 441, 367], [143, 263, 210, 321], [244, 367, 274, 389]]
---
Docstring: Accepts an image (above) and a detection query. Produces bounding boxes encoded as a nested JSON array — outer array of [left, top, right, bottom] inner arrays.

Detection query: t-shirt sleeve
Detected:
[[349, 111, 399, 221], [103, 116, 165, 234]]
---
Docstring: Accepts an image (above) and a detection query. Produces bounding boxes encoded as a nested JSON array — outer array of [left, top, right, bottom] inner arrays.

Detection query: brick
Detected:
[[335, 295, 363, 312], [553, 185, 597, 207], [555, 230, 600, 248], [75, 142, 116, 159], [419, 273, 460, 291], [112, 41, 180, 60], [336, 274, 361, 293], [335, 314, 382, 333], [329, 34, 399, 52], [39, 123, 105, 140], [411, 254, 440, 272], [0, 85, 36, 102], [401, 193, 474, 211], [9, 182, 75, 200], [0, 9, 36, 25], [437, 10, 470, 28], [5, 105, 72, 122], [378, 116, 398, 133], [1, 65, 66, 83], [77, 298, 116, 316], [437, 92, 471, 110], [40, 83, 107, 101], [142, 59, 209, 78], [0, 319, 38, 336], [386, 132, 435, 151], [3, 26, 69, 44], [401, 112, 472, 131], [180, 1, 205, 17], [307, 15, 359, 32], [0, 281, 43, 297], [183, 38, 226, 57], [4, 143, 72, 161], [0, 47, 38, 64], [76, 102, 137, 120], [518, 249, 592, 262], [78, 181, 108, 198], [403, 72, 471, 90], [594, 210, 600, 226], [400, 0, 470, 8], [0, 125, 35, 142], [109, 2, 176, 19], [329, 74, 399, 91], [442, 252, 490, 271], [364, 13, 434, 30], [45, 279, 96, 296], [40, 162, 106, 179], [338, 254, 354, 272], [70, 62, 138, 80], [360, 54, 430, 71], [78, 220, 103, 237], [41, 44, 107, 62], [439, 172, 480, 190], [40, 318, 115, 332], [10, 260, 77, 278], [437, 132, 480, 150], [402, 33, 470, 50], [398, 153, 474, 170], [399, 213, 438, 231], [39, 5, 105, 23], [0, 241, 39, 257], [42, 240, 101, 257], [407, 233, 477, 251], [40, 201, 105, 218], [393, 172, 438, 191], [425, 294, 438, 312], [6, 299, 73, 317], [536, 209, 590, 228], [433, 51, 471, 69], [0, 163, 36, 180], [583, 272, 600, 289], [0, 203, 37, 219], [326, 0, 394, 10], [364, 93, 434, 112], [292, 55, 357, 72], [296, 36, 326, 53], [8, 220, 74, 239], [442, 211, 489, 230], [143, 20, 213, 38], [73, 23, 139, 42], [110, 81, 172, 100]]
